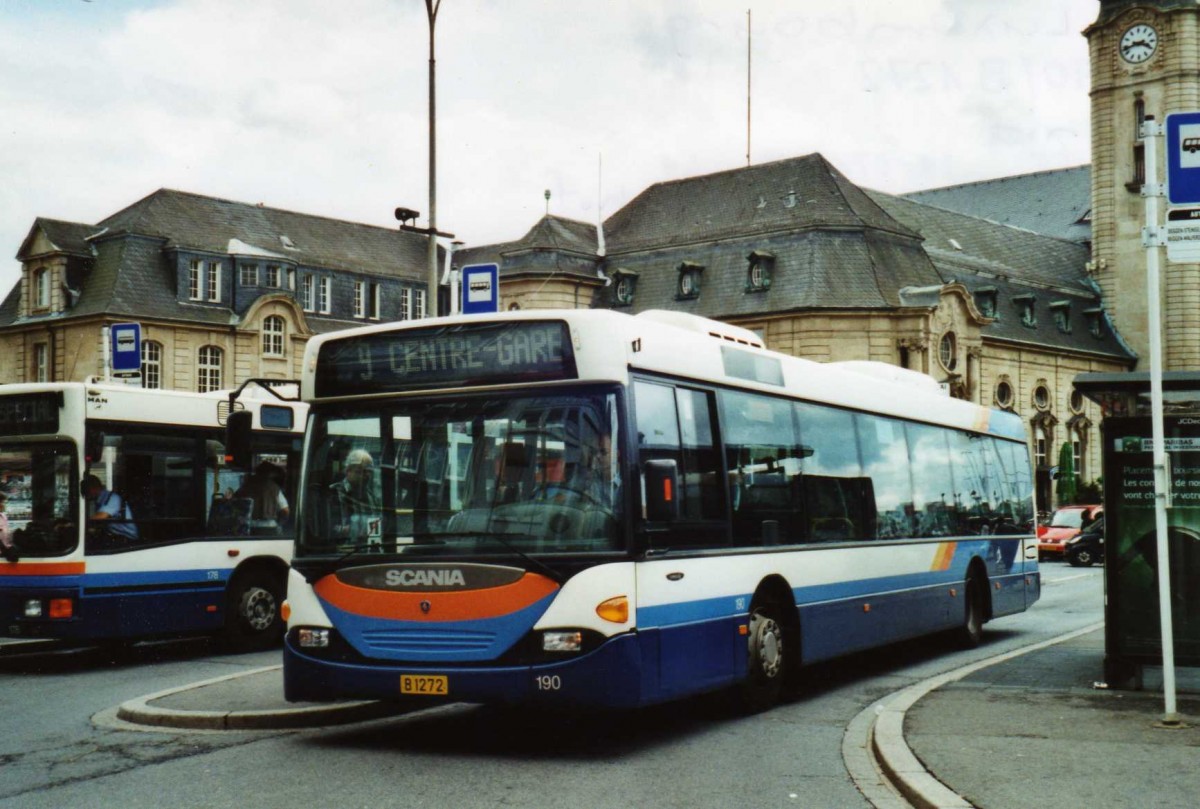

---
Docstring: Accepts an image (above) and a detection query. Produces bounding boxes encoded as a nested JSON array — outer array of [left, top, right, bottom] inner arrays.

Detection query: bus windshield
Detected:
[[299, 389, 623, 558], [0, 442, 77, 557]]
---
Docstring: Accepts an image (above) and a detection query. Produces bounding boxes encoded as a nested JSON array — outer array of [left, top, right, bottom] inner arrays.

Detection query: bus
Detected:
[[0, 381, 305, 649], [277, 309, 1038, 709]]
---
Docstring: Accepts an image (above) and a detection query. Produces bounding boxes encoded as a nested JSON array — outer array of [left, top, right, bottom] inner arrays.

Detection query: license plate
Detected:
[[400, 674, 448, 696]]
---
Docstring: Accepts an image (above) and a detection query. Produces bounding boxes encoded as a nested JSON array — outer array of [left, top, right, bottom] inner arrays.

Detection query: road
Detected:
[[0, 563, 1103, 808]]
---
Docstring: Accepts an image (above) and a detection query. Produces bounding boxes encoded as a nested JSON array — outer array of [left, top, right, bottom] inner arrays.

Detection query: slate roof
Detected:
[[456, 215, 599, 276], [902, 166, 1091, 244], [605, 153, 921, 253], [99, 189, 429, 277], [16, 218, 97, 259]]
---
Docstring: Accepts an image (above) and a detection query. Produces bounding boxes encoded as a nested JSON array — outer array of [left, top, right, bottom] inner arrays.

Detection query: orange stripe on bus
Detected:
[[0, 562, 85, 576], [314, 572, 559, 622], [931, 542, 957, 572]]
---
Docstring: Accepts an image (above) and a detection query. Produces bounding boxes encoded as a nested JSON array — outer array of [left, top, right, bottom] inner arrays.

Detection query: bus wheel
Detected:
[[225, 570, 285, 652], [958, 576, 985, 649], [740, 604, 787, 712]]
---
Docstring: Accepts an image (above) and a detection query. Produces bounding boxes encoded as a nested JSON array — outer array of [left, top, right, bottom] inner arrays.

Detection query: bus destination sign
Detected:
[[315, 321, 577, 397], [0, 392, 62, 434]]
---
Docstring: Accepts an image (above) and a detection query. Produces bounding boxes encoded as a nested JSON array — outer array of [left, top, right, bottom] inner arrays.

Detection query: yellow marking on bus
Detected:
[[931, 542, 957, 572]]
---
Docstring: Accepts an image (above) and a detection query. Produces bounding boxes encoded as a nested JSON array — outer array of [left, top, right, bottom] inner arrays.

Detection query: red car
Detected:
[[1038, 505, 1103, 560]]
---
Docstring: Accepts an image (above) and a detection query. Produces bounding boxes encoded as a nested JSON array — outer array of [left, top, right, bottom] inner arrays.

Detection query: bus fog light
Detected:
[[23, 599, 43, 618], [298, 628, 330, 648], [48, 599, 73, 619], [543, 631, 583, 652]]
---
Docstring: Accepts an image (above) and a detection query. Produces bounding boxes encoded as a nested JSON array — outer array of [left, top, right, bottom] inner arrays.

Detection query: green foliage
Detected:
[[1076, 477, 1103, 504], [1056, 442, 1077, 505]]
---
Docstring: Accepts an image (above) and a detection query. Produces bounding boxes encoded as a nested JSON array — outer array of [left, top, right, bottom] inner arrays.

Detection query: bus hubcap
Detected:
[[751, 615, 783, 679], [242, 587, 276, 631]]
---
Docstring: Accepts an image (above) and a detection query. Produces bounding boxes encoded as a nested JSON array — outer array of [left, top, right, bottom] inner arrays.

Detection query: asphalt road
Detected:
[[0, 563, 1103, 809]]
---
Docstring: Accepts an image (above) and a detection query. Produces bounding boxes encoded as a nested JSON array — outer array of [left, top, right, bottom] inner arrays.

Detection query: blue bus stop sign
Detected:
[[1166, 112, 1200, 205], [460, 263, 499, 315], [110, 322, 142, 373]]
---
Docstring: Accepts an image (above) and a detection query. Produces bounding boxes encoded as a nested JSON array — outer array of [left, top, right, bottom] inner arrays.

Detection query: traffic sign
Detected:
[[460, 263, 499, 315], [109, 323, 141, 372], [1165, 112, 1200, 204], [1166, 207, 1200, 262]]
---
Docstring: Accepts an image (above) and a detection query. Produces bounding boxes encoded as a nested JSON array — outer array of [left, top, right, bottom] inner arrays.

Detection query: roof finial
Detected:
[[545, 189, 551, 217]]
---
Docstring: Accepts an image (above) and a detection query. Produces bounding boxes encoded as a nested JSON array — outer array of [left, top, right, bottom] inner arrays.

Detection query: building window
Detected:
[[1051, 301, 1071, 333], [1086, 308, 1104, 339], [301, 274, 314, 312], [676, 262, 703, 300], [33, 343, 49, 383], [265, 265, 281, 288], [974, 288, 997, 318], [1035, 425, 1048, 468], [938, 332, 957, 372], [1070, 389, 1085, 414], [745, 250, 774, 292], [414, 289, 426, 319], [615, 277, 634, 306], [262, 316, 285, 357], [197, 346, 223, 393], [1073, 430, 1085, 480], [240, 264, 258, 286], [286, 267, 296, 291], [206, 261, 221, 303], [142, 341, 162, 389], [354, 281, 366, 318], [1014, 294, 1036, 327], [318, 277, 331, 314], [369, 282, 380, 320], [995, 380, 1014, 408], [32, 267, 51, 310], [188, 259, 202, 301], [399, 288, 411, 321], [1033, 384, 1051, 411]]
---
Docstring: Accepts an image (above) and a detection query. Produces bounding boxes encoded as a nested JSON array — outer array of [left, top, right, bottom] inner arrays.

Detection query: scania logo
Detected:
[[420, 600, 432, 614], [384, 568, 466, 588]]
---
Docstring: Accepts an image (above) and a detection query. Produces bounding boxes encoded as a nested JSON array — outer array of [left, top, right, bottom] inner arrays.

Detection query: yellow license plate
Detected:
[[400, 675, 448, 696]]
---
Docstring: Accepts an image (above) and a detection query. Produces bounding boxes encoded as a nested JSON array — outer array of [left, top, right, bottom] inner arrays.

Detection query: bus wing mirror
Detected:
[[226, 410, 253, 469], [643, 459, 679, 522]]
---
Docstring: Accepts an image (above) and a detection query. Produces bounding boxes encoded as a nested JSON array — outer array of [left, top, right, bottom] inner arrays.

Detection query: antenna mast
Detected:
[[746, 8, 752, 166]]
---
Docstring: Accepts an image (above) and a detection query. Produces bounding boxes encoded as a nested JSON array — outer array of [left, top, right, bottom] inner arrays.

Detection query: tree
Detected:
[[1056, 442, 1077, 506]]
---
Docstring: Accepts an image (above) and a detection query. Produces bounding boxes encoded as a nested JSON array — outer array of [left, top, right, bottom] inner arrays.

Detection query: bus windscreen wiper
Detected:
[[416, 531, 564, 584]]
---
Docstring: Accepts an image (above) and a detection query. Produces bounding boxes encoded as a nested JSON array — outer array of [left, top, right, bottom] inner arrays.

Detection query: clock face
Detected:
[[1120, 23, 1158, 64]]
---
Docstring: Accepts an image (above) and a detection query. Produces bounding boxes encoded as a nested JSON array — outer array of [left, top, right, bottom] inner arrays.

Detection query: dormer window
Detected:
[[32, 267, 51, 310], [1050, 300, 1071, 333], [745, 250, 774, 293], [1084, 307, 1105, 339], [1013, 293, 1036, 327], [240, 263, 258, 286], [974, 286, 998, 318], [677, 262, 703, 300], [265, 265, 281, 288], [611, 268, 638, 306]]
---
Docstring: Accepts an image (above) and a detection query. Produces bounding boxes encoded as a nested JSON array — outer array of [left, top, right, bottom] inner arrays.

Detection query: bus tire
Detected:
[[958, 575, 985, 649], [740, 602, 788, 712], [224, 568, 285, 652]]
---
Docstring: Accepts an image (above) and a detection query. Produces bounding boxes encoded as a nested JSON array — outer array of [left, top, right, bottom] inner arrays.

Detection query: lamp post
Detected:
[[424, 0, 441, 317]]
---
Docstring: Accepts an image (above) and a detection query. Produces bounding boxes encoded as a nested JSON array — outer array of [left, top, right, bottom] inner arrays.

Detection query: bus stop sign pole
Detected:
[[1143, 117, 1181, 727]]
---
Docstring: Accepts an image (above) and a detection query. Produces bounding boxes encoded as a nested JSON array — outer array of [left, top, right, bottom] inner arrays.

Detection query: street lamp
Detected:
[[424, 0, 441, 317]]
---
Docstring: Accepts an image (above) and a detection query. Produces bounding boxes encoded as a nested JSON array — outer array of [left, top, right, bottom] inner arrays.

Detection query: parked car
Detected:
[[1038, 505, 1103, 560], [1065, 516, 1104, 567]]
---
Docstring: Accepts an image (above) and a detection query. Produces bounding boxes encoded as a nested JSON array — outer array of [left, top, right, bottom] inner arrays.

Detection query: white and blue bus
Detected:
[[0, 381, 305, 649], [279, 309, 1038, 709]]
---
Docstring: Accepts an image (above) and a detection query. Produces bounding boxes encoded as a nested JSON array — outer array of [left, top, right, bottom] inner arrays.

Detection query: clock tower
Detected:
[[1087, 1, 1200, 368]]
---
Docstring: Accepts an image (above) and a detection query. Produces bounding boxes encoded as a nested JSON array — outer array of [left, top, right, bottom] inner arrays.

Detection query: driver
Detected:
[[329, 448, 381, 545]]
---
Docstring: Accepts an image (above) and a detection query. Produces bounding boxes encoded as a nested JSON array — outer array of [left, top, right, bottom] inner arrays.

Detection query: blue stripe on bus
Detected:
[[81, 569, 232, 590]]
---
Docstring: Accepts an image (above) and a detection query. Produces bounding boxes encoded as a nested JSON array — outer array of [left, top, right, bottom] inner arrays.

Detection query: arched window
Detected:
[[262, 316, 285, 357], [142, 341, 163, 389], [197, 345, 223, 393], [938, 332, 957, 372], [33, 268, 50, 309]]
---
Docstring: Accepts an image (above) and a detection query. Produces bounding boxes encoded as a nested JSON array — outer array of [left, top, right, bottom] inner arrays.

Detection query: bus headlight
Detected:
[[23, 599, 42, 618], [297, 628, 330, 648], [543, 631, 583, 652]]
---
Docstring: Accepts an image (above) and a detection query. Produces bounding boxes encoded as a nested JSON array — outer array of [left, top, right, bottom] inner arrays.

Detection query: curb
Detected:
[[115, 664, 405, 730], [863, 622, 1105, 809]]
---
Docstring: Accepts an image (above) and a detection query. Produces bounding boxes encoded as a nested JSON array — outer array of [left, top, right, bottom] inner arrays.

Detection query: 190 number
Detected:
[[535, 675, 562, 691]]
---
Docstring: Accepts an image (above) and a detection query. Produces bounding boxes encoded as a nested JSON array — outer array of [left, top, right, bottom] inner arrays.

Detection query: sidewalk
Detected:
[[903, 628, 1200, 809]]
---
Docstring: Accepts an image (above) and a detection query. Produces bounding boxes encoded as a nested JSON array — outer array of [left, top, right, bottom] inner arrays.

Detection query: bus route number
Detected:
[[535, 675, 562, 691]]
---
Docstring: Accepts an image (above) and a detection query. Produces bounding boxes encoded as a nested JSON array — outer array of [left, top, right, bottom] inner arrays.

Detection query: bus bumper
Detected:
[[284, 631, 646, 709]]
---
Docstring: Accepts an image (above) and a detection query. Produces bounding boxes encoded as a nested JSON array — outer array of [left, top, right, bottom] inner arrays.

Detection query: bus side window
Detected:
[[793, 402, 870, 542], [720, 389, 800, 545], [906, 423, 955, 538]]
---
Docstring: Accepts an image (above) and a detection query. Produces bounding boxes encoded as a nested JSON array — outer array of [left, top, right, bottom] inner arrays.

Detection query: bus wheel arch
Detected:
[[740, 575, 800, 712], [224, 557, 289, 651]]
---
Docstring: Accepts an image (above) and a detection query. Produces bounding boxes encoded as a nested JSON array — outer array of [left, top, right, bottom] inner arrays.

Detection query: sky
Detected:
[[0, 0, 1099, 292]]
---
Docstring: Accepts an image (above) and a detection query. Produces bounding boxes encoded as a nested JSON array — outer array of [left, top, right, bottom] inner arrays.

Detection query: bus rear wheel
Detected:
[[225, 570, 285, 652], [740, 604, 788, 712]]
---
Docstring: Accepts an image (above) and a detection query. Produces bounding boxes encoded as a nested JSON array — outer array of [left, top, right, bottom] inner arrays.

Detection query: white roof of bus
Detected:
[[302, 309, 1019, 439]]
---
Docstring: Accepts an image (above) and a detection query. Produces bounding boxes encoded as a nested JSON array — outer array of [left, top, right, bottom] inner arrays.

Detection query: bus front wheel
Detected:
[[740, 604, 788, 712], [225, 569, 285, 652]]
